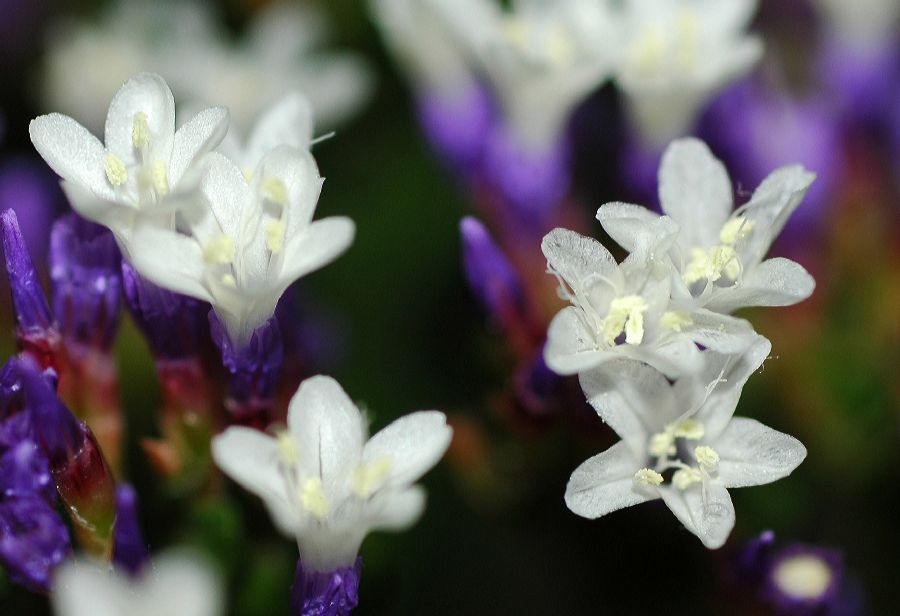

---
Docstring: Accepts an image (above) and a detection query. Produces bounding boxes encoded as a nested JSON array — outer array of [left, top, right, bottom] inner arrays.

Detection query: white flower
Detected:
[[52, 552, 222, 616], [813, 0, 900, 49], [566, 336, 806, 549], [29, 72, 228, 254], [597, 138, 816, 314], [211, 376, 453, 571], [428, 0, 616, 150], [614, 0, 763, 145], [129, 145, 354, 345], [541, 227, 757, 379]]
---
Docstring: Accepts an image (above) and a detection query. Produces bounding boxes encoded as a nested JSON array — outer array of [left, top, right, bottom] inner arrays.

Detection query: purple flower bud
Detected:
[[0, 438, 56, 504], [0, 157, 61, 266], [112, 483, 149, 577], [122, 262, 211, 360], [1, 209, 56, 346], [49, 213, 122, 352], [0, 495, 71, 592], [483, 127, 570, 231], [460, 217, 529, 330], [416, 86, 494, 178], [290, 557, 361, 616], [210, 312, 284, 429], [512, 347, 565, 417]]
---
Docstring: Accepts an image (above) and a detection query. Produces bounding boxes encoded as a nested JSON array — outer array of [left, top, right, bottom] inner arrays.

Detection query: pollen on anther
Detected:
[[132, 111, 151, 149], [634, 468, 664, 487], [104, 154, 128, 186]]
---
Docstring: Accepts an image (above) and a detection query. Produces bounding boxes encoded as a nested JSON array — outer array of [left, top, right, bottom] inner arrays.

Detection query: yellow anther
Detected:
[[104, 154, 128, 186], [694, 445, 720, 471], [276, 431, 297, 465], [633, 468, 664, 487], [501, 18, 528, 47], [672, 467, 703, 490], [221, 274, 237, 288], [660, 310, 693, 332], [132, 111, 151, 149], [352, 456, 394, 499], [648, 432, 676, 458], [299, 477, 329, 521], [674, 9, 699, 70], [262, 177, 289, 206], [672, 419, 705, 440], [242, 167, 254, 182], [202, 235, 235, 265], [600, 295, 649, 346], [719, 216, 755, 245], [683, 245, 742, 284], [265, 219, 286, 253], [634, 27, 666, 74], [152, 160, 169, 196]]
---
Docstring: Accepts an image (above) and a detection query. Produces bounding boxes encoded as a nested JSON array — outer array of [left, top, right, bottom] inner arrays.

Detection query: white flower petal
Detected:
[[211, 427, 282, 502], [541, 227, 619, 288], [366, 485, 427, 532], [144, 552, 223, 616], [544, 307, 615, 375], [595, 203, 678, 258], [278, 217, 355, 287], [198, 153, 253, 242], [104, 72, 176, 165], [565, 441, 656, 519], [659, 138, 733, 248], [716, 417, 807, 488], [128, 226, 212, 302], [59, 180, 132, 238], [660, 482, 735, 549], [245, 93, 314, 165], [681, 309, 756, 354], [252, 145, 324, 237], [288, 376, 365, 490], [52, 560, 122, 616], [170, 106, 229, 186], [363, 411, 452, 489], [29, 114, 115, 200], [706, 258, 816, 313], [618, 335, 704, 379]]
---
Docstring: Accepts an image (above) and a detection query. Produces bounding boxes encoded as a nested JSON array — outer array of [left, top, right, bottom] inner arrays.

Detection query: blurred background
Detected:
[[0, 0, 898, 614]]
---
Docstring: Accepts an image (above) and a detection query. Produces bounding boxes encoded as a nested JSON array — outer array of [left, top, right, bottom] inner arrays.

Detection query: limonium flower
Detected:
[[614, 0, 763, 145], [212, 375, 453, 572], [566, 336, 806, 549], [541, 227, 756, 378], [596, 138, 816, 314], [52, 551, 222, 616], [128, 145, 354, 346], [29, 73, 228, 256]]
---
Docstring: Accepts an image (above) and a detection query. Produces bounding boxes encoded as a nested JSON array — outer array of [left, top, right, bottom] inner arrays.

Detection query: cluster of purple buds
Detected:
[[291, 557, 362, 616]]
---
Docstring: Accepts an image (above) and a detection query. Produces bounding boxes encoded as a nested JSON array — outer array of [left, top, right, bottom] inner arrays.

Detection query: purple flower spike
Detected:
[[0, 158, 61, 264], [112, 483, 149, 577], [210, 312, 284, 429], [483, 127, 570, 231], [460, 217, 529, 330], [49, 213, 122, 352], [0, 495, 72, 593], [290, 557, 362, 616], [0, 439, 56, 504], [122, 262, 211, 360], [417, 86, 494, 178], [1, 209, 55, 340]]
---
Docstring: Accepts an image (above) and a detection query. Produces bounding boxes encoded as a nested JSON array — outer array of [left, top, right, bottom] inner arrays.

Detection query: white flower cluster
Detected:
[[372, 0, 762, 149], [547, 138, 812, 548], [29, 72, 355, 345]]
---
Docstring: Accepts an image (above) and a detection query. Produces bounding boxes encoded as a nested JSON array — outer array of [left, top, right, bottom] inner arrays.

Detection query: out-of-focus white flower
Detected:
[[813, 0, 900, 49], [52, 551, 222, 616], [129, 145, 353, 345], [541, 227, 756, 379], [212, 375, 453, 571], [614, 0, 763, 145], [29, 72, 228, 255], [566, 336, 806, 549], [597, 138, 816, 314]]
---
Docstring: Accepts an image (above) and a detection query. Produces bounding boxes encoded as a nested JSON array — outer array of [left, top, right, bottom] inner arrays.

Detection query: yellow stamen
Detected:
[[299, 478, 329, 520], [352, 456, 394, 498], [152, 160, 168, 196], [132, 111, 151, 149], [672, 467, 703, 490], [202, 235, 235, 265], [104, 154, 128, 186], [660, 310, 693, 332], [719, 216, 755, 245], [694, 445, 720, 471], [262, 177, 289, 206], [265, 219, 286, 253], [634, 468, 664, 487], [276, 431, 297, 466], [672, 419, 705, 440]]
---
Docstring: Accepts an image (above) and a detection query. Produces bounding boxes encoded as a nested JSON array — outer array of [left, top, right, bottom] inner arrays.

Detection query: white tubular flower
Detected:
[[541, 227, 756, 379], [597, 138, 816, 314], [615, 0, 763, 145], [211, 376, 453, 572], [29, 72, 228, 254], [429, 0, 615, 150], [129, 145, 353, 346], [52, 552, 222, 616], [218, 92, 315, 176], [566, 336, 806, 549], [813, 0, 900, 49]]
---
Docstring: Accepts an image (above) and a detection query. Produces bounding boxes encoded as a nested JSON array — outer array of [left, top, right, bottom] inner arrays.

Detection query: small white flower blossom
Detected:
[[129, 145, 354, 345], [813, 0, 900, 49], [566, 336, 806, 549], [541, 227, 757, 379], [52, 552, 222, 616], [614, 0, 763, 145], [211, 376, 453, 571], [29, 72, 228, 255], [597, 138, 816, 314]]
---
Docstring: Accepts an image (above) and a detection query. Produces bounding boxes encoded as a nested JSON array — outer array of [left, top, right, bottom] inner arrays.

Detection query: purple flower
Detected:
[[122, 262, 211, 361], [0, 157, 62, 265], [49, 213, 122, 352], [0, 495, 71, 592], [290, 557, 361, 616], [416, 86, 494, 179], [112, 483, 149, 577], [210, 312, 284, 429]]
